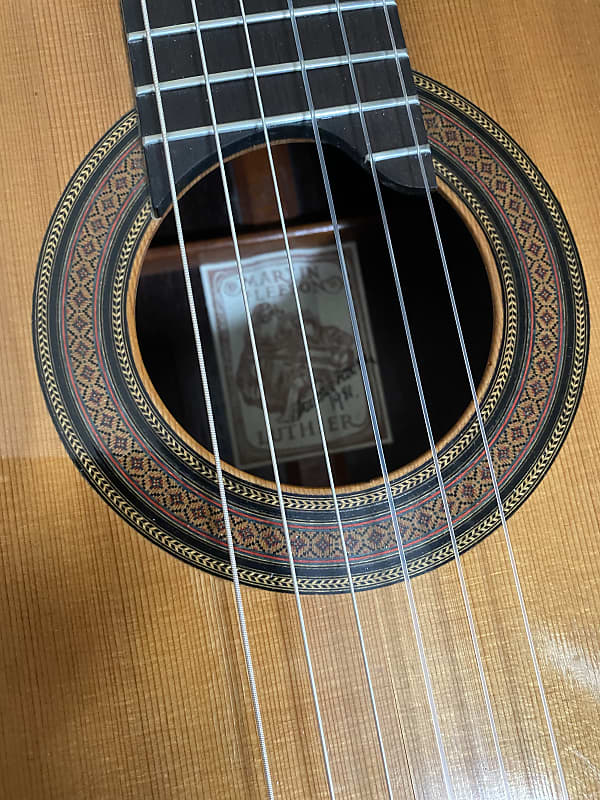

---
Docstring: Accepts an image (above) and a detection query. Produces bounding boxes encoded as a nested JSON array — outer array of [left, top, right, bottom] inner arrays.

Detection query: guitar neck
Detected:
[[121, 0, 435, 215]]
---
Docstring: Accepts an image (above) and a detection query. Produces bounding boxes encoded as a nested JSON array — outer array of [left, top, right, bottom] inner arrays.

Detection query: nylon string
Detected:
[[285, 1, 457, 798], [375, 2, 570, 797], [331, 2, 513, 797], [368, 0, 569, 800], [235, 0, 403, 796], [188, 0, 347, 797], [138, 1, 275, 796], [142, 0, 567, 797]]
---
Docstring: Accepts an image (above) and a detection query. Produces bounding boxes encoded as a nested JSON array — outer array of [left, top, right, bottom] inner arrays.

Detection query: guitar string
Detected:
[[235, 0, 400, 796], [376, 2, 570, 797], [138, 1, 275, 797], [331, 3, 512, 798], [284, 1, 456, 798], [187, 1, 339, 797], [141, 2, 565, 797]]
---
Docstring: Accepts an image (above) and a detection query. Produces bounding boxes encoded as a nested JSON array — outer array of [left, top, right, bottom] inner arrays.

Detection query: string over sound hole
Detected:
[[136, 141, 494, 488]]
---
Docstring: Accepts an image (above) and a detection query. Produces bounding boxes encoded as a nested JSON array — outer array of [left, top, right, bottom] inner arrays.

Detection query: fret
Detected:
[[142, 94, 420, 146], [127, 11, 410, 87], [135, 48, 408, 97], [368, 144, 432, 163], [126, 0, 399, 42], [136, 60, 422, 140]]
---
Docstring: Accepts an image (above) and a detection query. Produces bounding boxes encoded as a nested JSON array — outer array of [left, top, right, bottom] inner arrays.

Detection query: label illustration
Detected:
[[200, 243, 392, 468]]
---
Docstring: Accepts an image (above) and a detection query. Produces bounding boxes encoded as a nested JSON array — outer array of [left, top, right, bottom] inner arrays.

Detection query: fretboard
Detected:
[[121, 0, 436, 215]]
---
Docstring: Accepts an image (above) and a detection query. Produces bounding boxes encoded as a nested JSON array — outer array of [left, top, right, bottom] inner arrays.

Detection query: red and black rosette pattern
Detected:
[[33, 75, 588, 593]]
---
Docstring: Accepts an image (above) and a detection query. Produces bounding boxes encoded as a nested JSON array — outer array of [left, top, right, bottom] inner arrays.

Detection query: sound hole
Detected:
[[135, 142, 494, 488]]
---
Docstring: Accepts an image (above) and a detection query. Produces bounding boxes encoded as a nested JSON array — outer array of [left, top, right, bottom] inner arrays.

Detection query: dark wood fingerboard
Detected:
[[121, 0, 436, 215]]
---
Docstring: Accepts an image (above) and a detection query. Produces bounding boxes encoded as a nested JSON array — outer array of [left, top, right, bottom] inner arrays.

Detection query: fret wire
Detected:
[[142, 95, 420, 147], [138, 0, 275, 797], [378, 1, 571, 796], [367, 144, 431, 163], [127, 0, 398, 42], [135, 48, 408, 97]]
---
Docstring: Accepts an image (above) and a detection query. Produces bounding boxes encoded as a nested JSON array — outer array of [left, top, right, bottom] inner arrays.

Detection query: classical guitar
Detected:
[[1, 0, 599, 798]]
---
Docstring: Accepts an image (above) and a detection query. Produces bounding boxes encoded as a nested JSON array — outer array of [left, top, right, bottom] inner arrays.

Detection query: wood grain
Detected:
[[1, 1, 599, 798]]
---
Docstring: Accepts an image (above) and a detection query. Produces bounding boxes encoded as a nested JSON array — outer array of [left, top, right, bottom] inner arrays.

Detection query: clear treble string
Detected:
[[138, 1, 275, 796], [188, 1, 342, 797], [377, 1, 569, 797], [332, 2, 512, 797], [285, 1, 456, 798], [235, 0, 402, 796]]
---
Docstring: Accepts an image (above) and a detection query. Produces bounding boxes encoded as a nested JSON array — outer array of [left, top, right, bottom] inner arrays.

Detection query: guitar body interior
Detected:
[[1, 1, 599, 798]]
